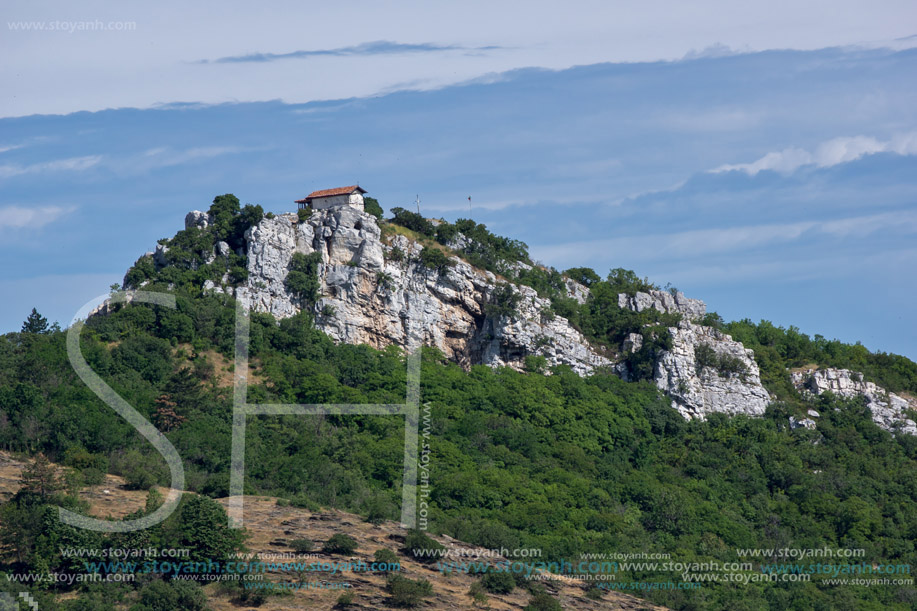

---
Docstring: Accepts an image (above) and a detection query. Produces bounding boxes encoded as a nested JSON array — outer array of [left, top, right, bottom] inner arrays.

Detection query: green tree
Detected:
[[323, 533, 358, 555], [363, 196, 384, 219], [172, 495, 245, 573], [21, 308, 49, 334], [285, 251, 322, 306]]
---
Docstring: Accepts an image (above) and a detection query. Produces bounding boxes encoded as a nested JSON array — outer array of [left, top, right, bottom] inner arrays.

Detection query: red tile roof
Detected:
[[295, 185, 366, 203]]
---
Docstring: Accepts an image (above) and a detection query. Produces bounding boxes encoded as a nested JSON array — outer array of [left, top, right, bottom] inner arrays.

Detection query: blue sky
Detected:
[[1, 2, 916, 358]]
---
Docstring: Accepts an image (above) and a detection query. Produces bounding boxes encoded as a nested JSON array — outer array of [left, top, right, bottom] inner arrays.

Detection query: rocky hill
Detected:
[[132, 203, 916, 433]]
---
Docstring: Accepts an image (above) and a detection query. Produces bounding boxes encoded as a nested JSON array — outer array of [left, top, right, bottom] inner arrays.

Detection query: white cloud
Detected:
[[0, 205, 73, 230], [0, 155, 101, 179], [711, 132, 917, 176]]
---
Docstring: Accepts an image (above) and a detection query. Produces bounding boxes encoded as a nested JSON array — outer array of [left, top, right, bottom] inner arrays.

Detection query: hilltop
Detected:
[[125, 195, 917, 433], [2, 193, 917, 611]]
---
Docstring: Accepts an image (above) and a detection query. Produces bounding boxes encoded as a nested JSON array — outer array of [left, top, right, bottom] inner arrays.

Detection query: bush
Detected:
[[418, 247, 451, 272], [386, 574, 433, 607], [374, 548, 400, 573], [285, 252, 322, 305], [335, 590, 355, 607], [388, 246, 405, 263], [694, 343, 748, 378], [290, 538, 313, 553], [523, 591, 562, 611], [402, 529, 446, 564], [323, 533, 358, 555], [484, 284, 521, 318], [481, 568, 515, 594], [563, 266, 600, 287], [363, 196, 384, 220], [133, 579, 207, 611], [585, 586, 603, 600], [694, 343, 718, 374], [390, 207, 435, 236]]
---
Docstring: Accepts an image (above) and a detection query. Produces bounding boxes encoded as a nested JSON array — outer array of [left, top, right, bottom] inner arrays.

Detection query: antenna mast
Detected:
[[415, 194, 421, 215]]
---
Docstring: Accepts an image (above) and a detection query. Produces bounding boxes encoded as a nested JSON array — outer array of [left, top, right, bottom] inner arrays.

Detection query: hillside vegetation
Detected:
[[2, 196, 916, 610]]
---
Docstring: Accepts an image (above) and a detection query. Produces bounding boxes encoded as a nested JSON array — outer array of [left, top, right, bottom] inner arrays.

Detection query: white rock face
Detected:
[[618, 290, 706, 321], [185, 210, 212, 230], [234, 208, 611, 375], [789, 416, 817, 430], [790, 368, 917, 435], [653, 321, 771, 419]]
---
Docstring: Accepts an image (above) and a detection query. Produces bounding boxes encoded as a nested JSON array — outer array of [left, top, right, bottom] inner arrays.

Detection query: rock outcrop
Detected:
[[655, 321, 771, 419], [790, 368, 917, 435], [229, 207, 611, 375], [618, 291, 771, 419], [618, 289, 706, 321]]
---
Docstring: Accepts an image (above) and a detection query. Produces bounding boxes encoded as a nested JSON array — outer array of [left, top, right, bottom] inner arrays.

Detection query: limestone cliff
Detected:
[[790, 368, 917, 435], [618, 290, 772, 419], [216, 207, 612, 375]]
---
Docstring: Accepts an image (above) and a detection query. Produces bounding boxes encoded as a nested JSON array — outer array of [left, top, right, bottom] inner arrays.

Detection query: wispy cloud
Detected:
[[533, 209, 917, 264], [202, 40, 503, 64], [0, 205, 73, 230], [711, 132, 917, 176], [0, 155, 101, 180]]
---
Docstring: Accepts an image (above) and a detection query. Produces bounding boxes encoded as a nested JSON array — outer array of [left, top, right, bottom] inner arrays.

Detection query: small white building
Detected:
[[296, 185, 366, 212]]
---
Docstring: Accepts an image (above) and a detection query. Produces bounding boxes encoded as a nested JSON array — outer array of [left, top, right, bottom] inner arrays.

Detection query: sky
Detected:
[[1, 1, 916, 359]]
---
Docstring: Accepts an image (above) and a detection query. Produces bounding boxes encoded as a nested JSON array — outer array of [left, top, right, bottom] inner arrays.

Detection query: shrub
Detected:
[[563, 266, 600, 287], [285, 252, 322, 305], [418, 247, 451, 272], [336, 590, 355, 607], [468, 581, 489, 607], [290, 538, 313, 553], [374, 548, 400, 573], [434, 222, 459, 245], [386, 574, 433, 607], [390, 207, 435, 237], [323, 533, 358, 555], [134, 579, 208, 611], [388, 246, 405, 263], [363, 196, 384, 220], [290, 493, 319, 511], [484, 284, 521, 318], [523, 591, 562, 611], [694, 343, 718, 374], [402, 529, 446, 563], [297, 207, 311, 222], [585, 586, 603, 600], [481, 568, 516, 594]]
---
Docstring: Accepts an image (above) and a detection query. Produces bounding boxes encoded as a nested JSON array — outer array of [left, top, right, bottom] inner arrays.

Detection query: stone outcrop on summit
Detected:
[[228, 207, 611, 375]]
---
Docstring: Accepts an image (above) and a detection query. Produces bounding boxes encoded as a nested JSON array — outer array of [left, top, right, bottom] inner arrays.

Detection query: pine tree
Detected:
[[21, 453, 61, 499], [21, 308, 49, 334]]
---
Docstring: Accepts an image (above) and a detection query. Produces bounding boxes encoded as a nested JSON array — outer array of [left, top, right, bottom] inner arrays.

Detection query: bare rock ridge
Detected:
[[154, 207, 913, 434], [790, 368, 917, 435], [616, 290, 771, 420], [229, 207, 612, 375]]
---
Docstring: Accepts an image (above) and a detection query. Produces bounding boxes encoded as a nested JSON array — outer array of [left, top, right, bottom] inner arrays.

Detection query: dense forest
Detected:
[[1, 198, 915, 610]]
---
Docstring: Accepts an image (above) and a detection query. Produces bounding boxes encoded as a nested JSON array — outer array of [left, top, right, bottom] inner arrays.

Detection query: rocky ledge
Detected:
[[790, 368, 917, 435]]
